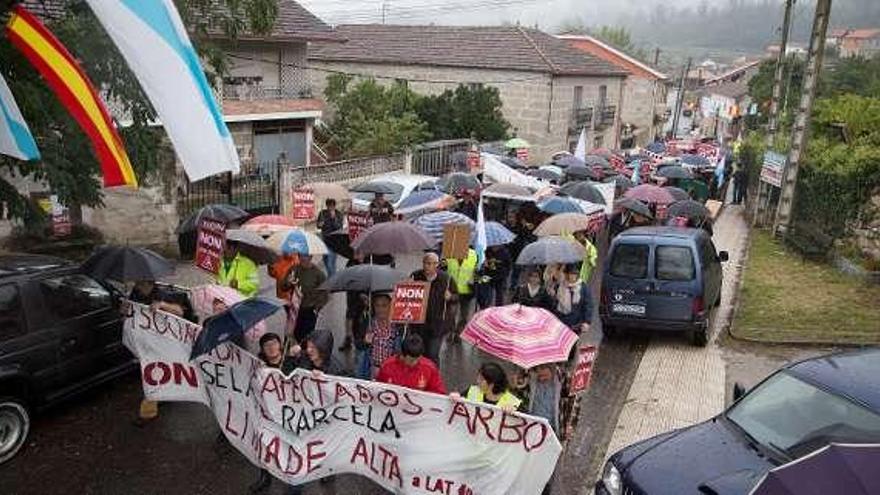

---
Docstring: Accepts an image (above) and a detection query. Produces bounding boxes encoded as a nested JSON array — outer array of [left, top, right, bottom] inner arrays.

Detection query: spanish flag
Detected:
[[6, 5, 137, 187]]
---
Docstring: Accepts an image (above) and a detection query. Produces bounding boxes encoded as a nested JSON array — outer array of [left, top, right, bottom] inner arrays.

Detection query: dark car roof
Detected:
[[616, 226, 707, 243], [0, 254, 73, 279], [785, 348, 880, 413]]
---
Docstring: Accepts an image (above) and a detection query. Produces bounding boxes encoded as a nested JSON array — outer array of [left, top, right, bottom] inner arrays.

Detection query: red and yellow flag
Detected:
[[6, 5, 137, 187]]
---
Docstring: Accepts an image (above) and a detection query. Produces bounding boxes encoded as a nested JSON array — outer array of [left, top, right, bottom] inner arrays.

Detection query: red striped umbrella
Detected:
[[623, 184, 676, 206], [242, 214, 297, 236], [462, 305, 578, 369]]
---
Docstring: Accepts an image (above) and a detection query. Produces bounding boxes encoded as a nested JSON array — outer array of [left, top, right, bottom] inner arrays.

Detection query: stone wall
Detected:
[[82, 185, 178, 250], [620, 77, 666, 147], [307, 62, 623, 163]]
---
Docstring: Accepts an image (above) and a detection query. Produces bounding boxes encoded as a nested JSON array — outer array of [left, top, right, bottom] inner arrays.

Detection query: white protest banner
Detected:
[[123, 303, 562, 494]]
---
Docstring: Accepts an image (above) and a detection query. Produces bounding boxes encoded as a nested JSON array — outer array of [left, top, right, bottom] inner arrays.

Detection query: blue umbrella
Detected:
[[680, 153, 711, 167], [412, 211, 474, 243], [190, 297, 284, 359], [472, 221, 515, 246], [538, 197, 584, 214], [645, 141, 666, 154], [398, 189, 446, 210]]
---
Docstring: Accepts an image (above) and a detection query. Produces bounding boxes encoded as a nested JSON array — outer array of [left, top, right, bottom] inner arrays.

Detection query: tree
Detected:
[[323, 75, 429, 157], [417, 84, 510, 142], [591, 26, 648, 62], [0, 0, 277, 226], [746, 56, 805, 130]]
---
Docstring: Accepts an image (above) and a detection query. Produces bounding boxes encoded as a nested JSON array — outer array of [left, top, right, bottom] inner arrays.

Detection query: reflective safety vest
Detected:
[[217, 253, 260, 297], [446, 249, 477, 295], [466, 385, 522, 411]]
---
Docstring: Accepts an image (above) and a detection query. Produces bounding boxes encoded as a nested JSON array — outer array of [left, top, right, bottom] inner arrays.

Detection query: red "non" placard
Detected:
[[390, 281, 430, 324], [194, 217, 226, 275]]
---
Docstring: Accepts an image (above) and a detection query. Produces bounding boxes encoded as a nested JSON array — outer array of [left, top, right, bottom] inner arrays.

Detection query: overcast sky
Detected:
[[299, 0, 709, 30]]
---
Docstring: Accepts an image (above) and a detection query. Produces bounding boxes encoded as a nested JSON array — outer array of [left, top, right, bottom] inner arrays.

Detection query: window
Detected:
[[598, 84, 608, 109], [656, 246, 695, 281], [0, 284, 23, 338], [38, 274, 111, 321], [573, 86, 583, 110], [610, 244, 649, 279], [699, 239, 718, 270], [593, 135, 604, 148]]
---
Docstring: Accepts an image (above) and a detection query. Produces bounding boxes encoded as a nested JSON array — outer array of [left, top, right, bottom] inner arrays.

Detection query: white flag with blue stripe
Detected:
[[475, 196, 487, 269], [85, 0, 240, 181], [0, 73, 39, 161]]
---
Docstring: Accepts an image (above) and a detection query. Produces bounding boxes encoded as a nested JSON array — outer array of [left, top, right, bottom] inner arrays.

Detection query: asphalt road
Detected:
[[0, 252, 648, 495]]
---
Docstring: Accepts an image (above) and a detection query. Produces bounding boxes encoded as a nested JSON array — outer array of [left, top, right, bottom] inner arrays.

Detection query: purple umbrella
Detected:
[[351, 221, 435, 255], [750, 443, 880, 495]]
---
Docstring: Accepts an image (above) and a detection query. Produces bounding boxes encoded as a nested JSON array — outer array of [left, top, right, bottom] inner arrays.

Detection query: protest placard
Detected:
[[441, 224, 470, 261], [123, 302, 562, 495], [390, 281, 429, 324], [194, 218, 226, 274], [292, 187, 315, 220], [569, 345, 598, 395], [347, 210, 373, 242]]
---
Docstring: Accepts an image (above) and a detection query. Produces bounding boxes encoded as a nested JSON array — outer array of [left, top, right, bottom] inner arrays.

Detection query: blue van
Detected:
[[600, 227, 728, 346]]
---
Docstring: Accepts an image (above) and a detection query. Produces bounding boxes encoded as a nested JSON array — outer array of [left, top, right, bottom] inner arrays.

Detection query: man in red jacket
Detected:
[[377, 334, 447, 395]]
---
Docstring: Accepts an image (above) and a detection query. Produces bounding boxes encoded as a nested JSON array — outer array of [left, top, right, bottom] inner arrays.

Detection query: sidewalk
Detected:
[[602, 202, 751, 458]]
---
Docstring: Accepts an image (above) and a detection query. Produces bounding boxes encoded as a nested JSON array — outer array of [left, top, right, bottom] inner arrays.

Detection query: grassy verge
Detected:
[[732, 231, 880, 345]]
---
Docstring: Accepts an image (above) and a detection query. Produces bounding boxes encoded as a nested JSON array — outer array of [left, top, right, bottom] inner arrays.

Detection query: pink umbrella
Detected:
[[242, 214, 297, 236], [623, 184, 676, 205], [462, 304, 578, 369], [190, 284, 266, 342]]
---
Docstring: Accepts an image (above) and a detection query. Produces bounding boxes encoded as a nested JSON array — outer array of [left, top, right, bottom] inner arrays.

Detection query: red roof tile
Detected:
[[223, 98, 323, 117]]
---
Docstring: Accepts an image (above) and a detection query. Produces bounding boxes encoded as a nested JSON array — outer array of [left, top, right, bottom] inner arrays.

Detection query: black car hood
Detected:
[[613, 418, 776, 495]]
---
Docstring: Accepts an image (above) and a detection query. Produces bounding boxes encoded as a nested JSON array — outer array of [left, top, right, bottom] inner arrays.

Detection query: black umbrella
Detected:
[[350, 181, 396, 195], [566, 165, 604, 181], [583, 154, 610, 167], [499, 156, 527, 169], [323, 228, 354, 259], [667, 200, 711, 221], [664, 186, 692, 202], [176, 203, 248, 234], [320, 264, 407, 293], [559, 181, 607, 205], [527, 168, 562, 181], [82, 246, 175, 282], [516, 237, 586, 265], [614, 197, 653, 219], [438, 172, 481, 194], [553, 155, 585, 168], [656, 166, 693, 180], [351, 222, 435, 255], [604, 175, 634, 191]]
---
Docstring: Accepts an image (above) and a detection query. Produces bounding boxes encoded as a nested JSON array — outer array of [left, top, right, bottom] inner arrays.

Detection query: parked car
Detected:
[[596, 348, 880, 495], [600, 227, 727, 346], [349, 173, 438, 212], [0, 254, 136, 464]]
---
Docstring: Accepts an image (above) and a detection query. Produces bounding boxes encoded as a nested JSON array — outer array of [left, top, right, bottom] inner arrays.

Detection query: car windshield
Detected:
[[726, 372, 880, 459], [351, 182, 404, 203]]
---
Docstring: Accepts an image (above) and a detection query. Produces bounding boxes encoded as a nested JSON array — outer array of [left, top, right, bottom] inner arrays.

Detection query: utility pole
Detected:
[[754, 0, 794, 226], [766, 0, 795, 147], [381, 1, 388, 24], [774, 0, 832, 234], [653, 48, 661, 66], [670, 57, 692, 139]]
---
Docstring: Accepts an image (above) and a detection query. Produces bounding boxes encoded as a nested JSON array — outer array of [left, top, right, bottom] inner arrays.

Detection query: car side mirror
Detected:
[[718, 251, 729, 262], [733, 382, 746, 402]]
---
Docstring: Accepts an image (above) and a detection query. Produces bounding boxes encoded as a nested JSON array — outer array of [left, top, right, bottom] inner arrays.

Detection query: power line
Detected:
[[309, 0, 541, 23], [225, 53, 549, 85]]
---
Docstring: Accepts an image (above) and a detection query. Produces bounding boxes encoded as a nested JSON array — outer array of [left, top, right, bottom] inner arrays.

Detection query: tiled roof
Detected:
[[309, 24, 627, 77], [223, 98, 323, 118], [558, 34, 667, 80], [203, 0, 342, 42], [845, 28, 880, 39]]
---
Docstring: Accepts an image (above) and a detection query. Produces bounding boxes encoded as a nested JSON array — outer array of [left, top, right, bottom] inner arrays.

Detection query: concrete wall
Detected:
[[307, 61, 623, 163], [225, 41, 310, 97], [82, 186, 178, 249]]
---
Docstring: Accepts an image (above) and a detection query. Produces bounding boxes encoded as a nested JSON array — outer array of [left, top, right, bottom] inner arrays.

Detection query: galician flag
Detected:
[[84, 0, 240, 181], [0, 73, 39, 161], [475, 196, 487, 269], [574, 127, 587, 161]]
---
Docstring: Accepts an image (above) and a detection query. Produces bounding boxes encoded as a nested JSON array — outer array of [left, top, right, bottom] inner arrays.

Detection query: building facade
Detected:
[[308, 25, 627, 162], [558, 35, 668, 148], [839, 29, 880, 58]]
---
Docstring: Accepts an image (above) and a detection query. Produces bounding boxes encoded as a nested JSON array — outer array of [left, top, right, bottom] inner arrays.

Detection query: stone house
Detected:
[[308, 25, 627, 162], [2, 0, 338, 249], [558, 34, 667, 148], [839, 28, 880, 58], [697, 65, 759, 140]]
